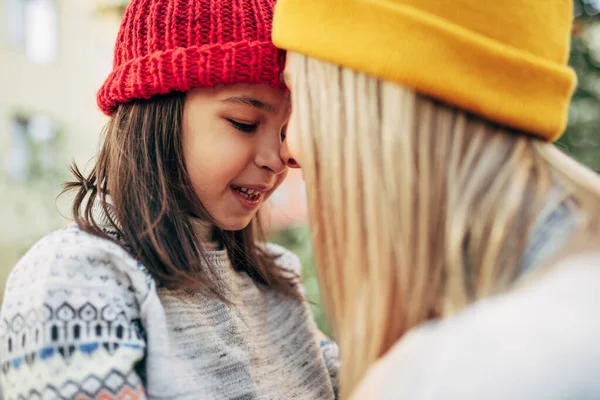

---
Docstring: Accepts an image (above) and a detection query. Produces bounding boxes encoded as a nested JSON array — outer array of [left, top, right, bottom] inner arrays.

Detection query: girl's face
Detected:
[[182, 84, 291, 231]]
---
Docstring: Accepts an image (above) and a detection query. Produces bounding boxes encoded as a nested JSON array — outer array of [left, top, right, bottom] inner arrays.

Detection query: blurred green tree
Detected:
[[559, 0, 600, 170], [95, 1, 129, 16]]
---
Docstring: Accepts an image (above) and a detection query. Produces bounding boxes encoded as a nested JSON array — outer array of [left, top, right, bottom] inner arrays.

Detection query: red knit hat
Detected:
[[97, 0, 285, 115]]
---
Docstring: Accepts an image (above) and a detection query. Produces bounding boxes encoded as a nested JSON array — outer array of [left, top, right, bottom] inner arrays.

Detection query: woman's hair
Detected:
[[288, 52, 600, 398], [63, 92, 298, 299]]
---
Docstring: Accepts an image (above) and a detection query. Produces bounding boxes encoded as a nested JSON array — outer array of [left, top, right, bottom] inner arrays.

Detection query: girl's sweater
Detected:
[[0, 225, 338, 399]]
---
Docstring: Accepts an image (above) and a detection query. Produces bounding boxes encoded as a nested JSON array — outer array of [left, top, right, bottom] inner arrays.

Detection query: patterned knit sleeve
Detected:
[[320, 337, 341, 398], [0, 228, 151, 400]]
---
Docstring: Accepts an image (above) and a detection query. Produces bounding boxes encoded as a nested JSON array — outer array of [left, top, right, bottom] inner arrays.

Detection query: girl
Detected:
[[0, 0, 338, 399], [274, 0, 600, 398]]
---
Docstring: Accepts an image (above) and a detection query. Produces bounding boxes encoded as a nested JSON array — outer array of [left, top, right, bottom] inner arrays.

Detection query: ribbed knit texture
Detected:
[[98, 0, 286, 115], [273, 0, 576, 141]]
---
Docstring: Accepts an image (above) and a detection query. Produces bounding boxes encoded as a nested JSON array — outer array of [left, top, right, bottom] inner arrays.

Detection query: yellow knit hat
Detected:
[[273, 0, 577, 141]]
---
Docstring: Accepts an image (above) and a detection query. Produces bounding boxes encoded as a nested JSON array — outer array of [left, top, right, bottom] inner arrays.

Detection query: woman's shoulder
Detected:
[[4, 225, 155, 303], [352, 252, 600, 399]]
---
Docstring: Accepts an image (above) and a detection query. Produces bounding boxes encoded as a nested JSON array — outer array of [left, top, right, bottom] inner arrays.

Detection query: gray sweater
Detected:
[[0, 226, 338, 399]]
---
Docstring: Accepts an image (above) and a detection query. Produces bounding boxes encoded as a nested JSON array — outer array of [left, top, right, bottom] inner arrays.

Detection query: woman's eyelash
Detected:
[[227, 119, 258, 133]]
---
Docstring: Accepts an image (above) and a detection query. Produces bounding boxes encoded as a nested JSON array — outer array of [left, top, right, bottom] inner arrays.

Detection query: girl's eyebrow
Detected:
[[222, 96, 278, 114]]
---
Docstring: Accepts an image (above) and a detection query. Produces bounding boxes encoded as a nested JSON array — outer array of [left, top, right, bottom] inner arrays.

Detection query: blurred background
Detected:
[[1, 0, 600, 334]]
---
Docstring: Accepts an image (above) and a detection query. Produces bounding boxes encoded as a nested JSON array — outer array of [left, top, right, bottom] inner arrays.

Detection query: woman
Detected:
[[274, 0, 600, 398]]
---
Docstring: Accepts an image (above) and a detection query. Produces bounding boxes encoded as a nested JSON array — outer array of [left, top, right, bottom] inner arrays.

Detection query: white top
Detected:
[[375, 252, 600, 400]]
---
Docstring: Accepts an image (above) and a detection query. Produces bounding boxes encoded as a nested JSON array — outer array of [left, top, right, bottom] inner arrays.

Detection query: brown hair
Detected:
[[63, 92, 298, 298]]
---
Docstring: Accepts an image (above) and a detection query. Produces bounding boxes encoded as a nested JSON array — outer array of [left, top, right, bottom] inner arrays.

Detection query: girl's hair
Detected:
[[288, 52, 600, 398], [63, 92, 298, 299]]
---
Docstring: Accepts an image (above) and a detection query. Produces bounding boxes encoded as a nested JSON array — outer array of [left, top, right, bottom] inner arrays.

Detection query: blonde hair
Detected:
[[287, 52, 600, 399]]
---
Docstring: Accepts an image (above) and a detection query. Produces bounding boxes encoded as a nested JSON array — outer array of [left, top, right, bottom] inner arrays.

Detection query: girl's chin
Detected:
[[214, 215, 255, 232]]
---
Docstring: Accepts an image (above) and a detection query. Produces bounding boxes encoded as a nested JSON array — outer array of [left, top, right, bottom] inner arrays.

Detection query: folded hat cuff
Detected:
[[273, 0, 576, 141]]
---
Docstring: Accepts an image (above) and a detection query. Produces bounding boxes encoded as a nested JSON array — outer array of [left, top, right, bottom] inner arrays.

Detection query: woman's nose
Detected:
[[280, 137, 300, 169]]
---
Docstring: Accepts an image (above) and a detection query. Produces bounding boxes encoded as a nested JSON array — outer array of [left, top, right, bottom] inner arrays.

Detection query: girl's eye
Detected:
[[227, 119, 258, 133], [280, 126, 287, 142]]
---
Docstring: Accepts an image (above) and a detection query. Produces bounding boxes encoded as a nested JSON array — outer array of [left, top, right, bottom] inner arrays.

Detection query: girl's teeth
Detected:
[[234, 186, 261, 201], [235, 186, 259, 195]]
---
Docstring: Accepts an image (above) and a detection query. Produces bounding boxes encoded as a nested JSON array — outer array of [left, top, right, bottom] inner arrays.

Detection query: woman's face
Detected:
[[182, 83, 292, 231], [280, 61, 303, 168]]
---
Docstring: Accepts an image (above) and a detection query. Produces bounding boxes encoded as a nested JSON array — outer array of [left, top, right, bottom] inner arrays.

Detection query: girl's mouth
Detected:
[[231, 185, 264, 209]]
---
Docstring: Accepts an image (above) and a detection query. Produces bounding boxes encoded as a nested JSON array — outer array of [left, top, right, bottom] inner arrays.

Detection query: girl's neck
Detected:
[[190, 218, 221, 251]]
